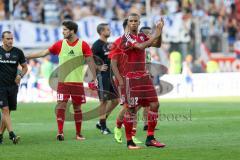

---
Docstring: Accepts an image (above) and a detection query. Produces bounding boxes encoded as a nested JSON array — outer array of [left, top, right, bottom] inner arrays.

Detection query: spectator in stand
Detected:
[[233, 33, 240, 59], [60, 1, 74, 21], [0, 0, 5, 20], [226, 17, 238, 52]]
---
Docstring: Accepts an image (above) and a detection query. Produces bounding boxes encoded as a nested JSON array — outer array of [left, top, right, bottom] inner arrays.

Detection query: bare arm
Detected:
[[85, 56, 97, 81], [20, 63, 28, 77], [130, 19, 164, 50], [26, 49, 50, 59], [15, 63, 28, 85], [151, 34, 162, 48], [111, 59, 124, 86]]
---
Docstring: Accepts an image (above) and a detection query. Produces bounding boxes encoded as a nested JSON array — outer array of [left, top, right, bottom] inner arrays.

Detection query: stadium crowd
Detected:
[[1, 1, 239, 62], [1, 0, 240, 93]]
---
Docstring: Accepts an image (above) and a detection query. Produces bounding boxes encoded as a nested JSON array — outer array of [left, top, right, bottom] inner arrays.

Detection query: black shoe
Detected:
[[127, 140, 141, 149], [56, 134, 64, 141], [143, 125, 159, 131], [101, 128, 112, 135], [9, 135, 20, 144], [96, 122, 101, 130], [143, 125, 148, 131], [9, 132, 20, 144], [106, 128, 112, 134]]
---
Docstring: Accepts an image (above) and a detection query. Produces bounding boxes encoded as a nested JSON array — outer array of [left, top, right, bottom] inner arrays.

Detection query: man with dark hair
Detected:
[[0, 31, 28, 144], [62, 21, 79, 33], [92, 23, 119, 134], [26, 20, 98, 141], [110, 13, 165, 149], [108, 19, 142, 144], [96, 23, 109, 35]]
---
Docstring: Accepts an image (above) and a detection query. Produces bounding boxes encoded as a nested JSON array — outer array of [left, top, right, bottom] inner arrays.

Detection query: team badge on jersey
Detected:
[[5, 53, 10, 59], [139, 36, 145, 41]]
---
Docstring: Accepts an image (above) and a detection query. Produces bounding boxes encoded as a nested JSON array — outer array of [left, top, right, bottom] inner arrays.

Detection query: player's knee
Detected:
[[150, 102, 159, 111], [100, 101, 107, 106], [73, 105, 81, 111], [112, 99, 119, 106], [57, 102, 67, 109], [118, 107, 126, 117]]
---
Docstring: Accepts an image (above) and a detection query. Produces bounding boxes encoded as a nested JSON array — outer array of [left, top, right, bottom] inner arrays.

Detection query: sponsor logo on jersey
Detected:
[[68, 50, 75, 56]]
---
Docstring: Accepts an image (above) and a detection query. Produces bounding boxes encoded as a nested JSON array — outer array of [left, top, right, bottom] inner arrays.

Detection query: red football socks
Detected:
[[74, 109, 82, 136], [123, 112, 135, 141], [147, 110, 158, 136], [116, 119, 123, 129], [56, 108, 65, 134]]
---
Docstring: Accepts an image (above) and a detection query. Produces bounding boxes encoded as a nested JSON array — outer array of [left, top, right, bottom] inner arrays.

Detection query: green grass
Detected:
[[1, 97, 240, 160]]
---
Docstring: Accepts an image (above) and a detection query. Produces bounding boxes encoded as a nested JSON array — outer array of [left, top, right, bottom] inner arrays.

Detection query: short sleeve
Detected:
[[82, 41, 92, 57], [108, 38, 122, 60], [18, 49, 26, 64], [91, 43, 98, 56], [48, 40, 63, 55]]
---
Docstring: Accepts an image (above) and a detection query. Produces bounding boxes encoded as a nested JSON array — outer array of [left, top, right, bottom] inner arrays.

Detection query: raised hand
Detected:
[[156, 17, 164, 31], [154, 18, 164, 38]]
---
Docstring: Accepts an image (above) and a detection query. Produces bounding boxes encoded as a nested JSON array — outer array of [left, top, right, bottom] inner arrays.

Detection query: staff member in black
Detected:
[[92, 23, 119, 134], [0, 31, 28, 144]]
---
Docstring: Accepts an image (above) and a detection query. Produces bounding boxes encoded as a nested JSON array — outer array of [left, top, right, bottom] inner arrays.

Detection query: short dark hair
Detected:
[[62, 20, 78, 34], [1, 31, 12, 39], [140, 26, 151, 33], [96, 23, 109, 35], [123, 19, 128, 29]]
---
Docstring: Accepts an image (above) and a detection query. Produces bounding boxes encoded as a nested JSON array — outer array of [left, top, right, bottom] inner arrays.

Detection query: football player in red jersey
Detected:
[[26, 20, 99, 141], [110, 13, 165, 149]]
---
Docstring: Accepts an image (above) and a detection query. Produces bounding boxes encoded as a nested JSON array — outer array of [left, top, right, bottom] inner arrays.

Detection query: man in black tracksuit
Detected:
[[0, 31, 28, 144], [92, 23, 119, 134]]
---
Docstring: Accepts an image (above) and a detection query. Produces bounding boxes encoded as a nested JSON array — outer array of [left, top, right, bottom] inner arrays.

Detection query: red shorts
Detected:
[[119, 74, 158, 107], [57, 82, 86, 105]]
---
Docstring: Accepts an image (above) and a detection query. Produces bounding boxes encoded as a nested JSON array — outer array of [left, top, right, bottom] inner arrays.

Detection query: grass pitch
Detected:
[[0, 97, 240, 160]]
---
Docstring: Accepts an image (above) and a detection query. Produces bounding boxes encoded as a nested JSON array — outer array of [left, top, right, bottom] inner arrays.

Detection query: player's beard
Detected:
[[65, 33, 73, 40], [3, 42, 13, 50], [104, 33, 110, 39], [7, 44, 13, 48]]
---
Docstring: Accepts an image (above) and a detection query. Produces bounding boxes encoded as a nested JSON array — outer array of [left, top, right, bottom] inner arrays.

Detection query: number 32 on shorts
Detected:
[[129, 97, 138, 106]]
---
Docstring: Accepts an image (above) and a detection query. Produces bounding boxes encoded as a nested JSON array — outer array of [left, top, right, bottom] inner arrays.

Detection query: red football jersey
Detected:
[[109, 37, 128, 76], [109, 33, 149, 78]]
